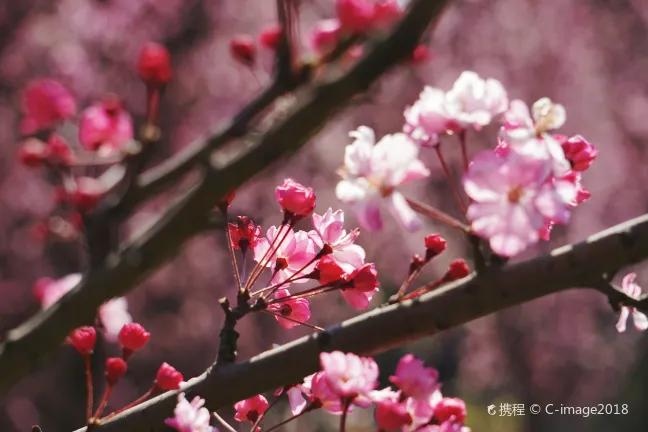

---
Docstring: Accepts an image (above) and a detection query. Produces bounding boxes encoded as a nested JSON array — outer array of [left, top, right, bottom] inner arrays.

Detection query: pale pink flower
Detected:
[[253, 226, 318, 284], [275, 178, 316, 218], [403, 86, 454, 147], [267, 289, 311, 329], [444, 71, 508, 130], [311, 371, 347, 414], [336, 126, 430, 231], [320, 351, 378, 404], [309, 208, 365, 273], [405, 389, 444, 431], [389, 354, 439, 400], [79, 97, 134, 154], [35, 274, 132, 341], [616, 273, 648, 333], [234, 395, 269, 425], [277, 373, 314, 416], [463, 151, 572, 257], [501, 98, 570, 177], [20, 79, 76, 134], [311, 19, 342, 54], [165, 393, 215, 432]]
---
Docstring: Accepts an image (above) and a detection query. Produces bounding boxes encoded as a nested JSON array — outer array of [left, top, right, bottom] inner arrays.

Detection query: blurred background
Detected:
[[0, 0, 647, 431]]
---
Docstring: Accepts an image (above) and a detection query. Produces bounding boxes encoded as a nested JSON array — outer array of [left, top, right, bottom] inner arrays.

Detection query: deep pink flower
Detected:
[[317, 255, 347, 284], [374, 392, 412, 430], [156, 362, 184, 391], [311, 19, 342, 54], [336, 0, 375, 34], [424, 234, 447, 260], [311, 371, 347, 414], [309, 208, 365, 273], [341, 263, 379, 309], [228, 216, 261, 251], [319, 351, 378, 404], [372, 0, 403, 31], [20, 79, 76, 134], [616, 273, 648, 333], [47, 134, 73, 166], [406, 389, 444, 429], [35, 274, 131, 342], [336, 126, 430, 231], [253, 226, 318, 284], [463, 150, 573, 257], [67, 326, 97, 356], [78, 97, 134, 154], [138, 43, 173, 86], [434, 397, 467, 424], [259, 24, 282, 50], [389, 354, 439, 400], [555, 172, 590, 206], [234, 395, 269, 425], [165, 393, 215, 432], [17, 138, 49, 167], [559, 134, 598, 172], [275, 178, 317, 217], [267, 289, 311, 329]]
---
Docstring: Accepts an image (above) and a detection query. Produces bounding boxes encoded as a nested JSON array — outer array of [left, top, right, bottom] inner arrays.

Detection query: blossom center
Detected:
[[279, 304, 293, 316], [507, 186, 524, 204], [246, 410, 259, 422]]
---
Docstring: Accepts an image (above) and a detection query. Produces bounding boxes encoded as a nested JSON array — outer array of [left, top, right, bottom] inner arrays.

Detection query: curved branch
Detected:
[[0, 0, 449, 394], [70, 213, 648, 432]]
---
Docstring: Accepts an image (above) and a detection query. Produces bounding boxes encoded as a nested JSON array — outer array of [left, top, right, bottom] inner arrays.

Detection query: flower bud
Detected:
[[230, 35, 256, 66], [118, 323, 151, 356], [410, 45, 431, 64], [444, 259, 470, 282], [137, 43, 173, 86], [259, 24, 282, 51], [155, 362, 184, 391], [228, 216, 261, 251], [375, 400, 412, 430], [336, 0, 375, 34], [47, 134, 73, 166], [17, 138, 49, 167], [69, 177, 105, 212], [68, 326, 97, 356], [347, 263, 379, 292], [275, 178, 316, 218], [311, 19, 341, 54], [434, 397, 467, 423], [560, 134, 598, 172], [105, 357, 128, 386], [424, 234, 447, 261]]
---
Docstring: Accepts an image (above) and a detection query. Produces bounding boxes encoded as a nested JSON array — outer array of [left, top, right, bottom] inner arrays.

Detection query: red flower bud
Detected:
[[69, 177, 105, 212], [348, 263, 379, 292], [68, 326, 97, 356], [434, 397, 467, 424], [118, 323, 151, 355], [18, 138, 49, 167], [259, 24, 282, 50], [228, 216, 261, 251], [155, 362, 183, 391], [137, 43, 173, 86], [275, 178, 316, 218], [105, 357, 128, 386], [444, 259, 470, 282], [230, 35, 256, 66], [47, 134, 73, 166], [410, 45, 431, 64], [424, 234, 447, 261]]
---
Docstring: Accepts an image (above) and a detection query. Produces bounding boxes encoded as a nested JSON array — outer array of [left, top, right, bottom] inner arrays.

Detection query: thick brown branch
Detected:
[[0, 0, 449, 394], [71, 213, 648, 432]]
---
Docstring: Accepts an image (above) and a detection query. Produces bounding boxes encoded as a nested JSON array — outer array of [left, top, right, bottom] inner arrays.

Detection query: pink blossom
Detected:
[[311, 371, 347, 414], [500, 98, 570, 177], [234, 395, 269, 425], [165, 393, 215, 432], [20, 79, 77, 134], [444, 71, 508, 130], [283, 375, 313, 415], [228, 216, 261, 251], [559, 134, 598, 172], [463, 150, 573, 257], [336, 126, 430, 231], [336, 0, 375, 34], [616, 273, 648, 333], [434, 397, 467, 424], [389, 354, 439, 400], [309, 208, 365, 273], [35, 274, 132, 342], [319, 351, 378, 404], [311, 19, 342, 54], [372, 0, 403, 31], [404, 86, 454, 146], [253, 226, 318, 284], [340, 263, 380, 309], [78, 97, 134, 154], [373, 389, 412, 431], [405, 390, 444, 430], [267, 289, 311, 329], [275, 178, 316, 218]]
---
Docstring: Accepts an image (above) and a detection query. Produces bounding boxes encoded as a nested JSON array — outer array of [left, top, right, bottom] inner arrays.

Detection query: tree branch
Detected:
[[0, 0, 450, 394], [70, 213, 648, 432]]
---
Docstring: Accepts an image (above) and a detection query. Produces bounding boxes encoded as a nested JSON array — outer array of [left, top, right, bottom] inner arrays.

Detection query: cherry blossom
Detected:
[[283, 374, 313, 415], [234, 395, 269, 426], [165, 393, 215, 432], [20, 79, 77, 134], [616, 273, 648, 333], [309, 208, 365, 273], [228, 216, 261, 251], [336, 0, 375, 34], [463, 150, 574, 257], [403, 86, 454, 146], [444, 71, 508, 130], [319, 351, 378, 405], [389, 354, 439, 400], [275, 178, 317, 218], [253, 226, 318, 284], [138, 43, 173, 86], [433, 397, 467, 424], [336, 126, 430, 231], [78, 97, 134, 154], [311, 371, 347, 414], [267, 289, 312, 329], [340, 263, 380, 309], [311, 19, 341, 54]]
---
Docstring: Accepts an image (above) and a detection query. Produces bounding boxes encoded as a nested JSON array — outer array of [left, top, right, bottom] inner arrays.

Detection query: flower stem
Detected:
[[395, 267, 423, 299], [263, 310, 325, 331], [264, 406, 313, 432], [246, 223, 293, 290], [99, 387, 157, 421], [405, 197, 469, 232], [459, 129, 469, 172], [212, 411, 238, 432], [400, 278, 446, 301], [250, 391, 283, 432], [84, 355, 93, 422], [339, 399, 351, 432], [92, 385, 114, 420], [435, 146, 467, 215], [265, 282, 340, 304], [240, 250, 248, 286], [223, 211, 243, 290], [262, 249, 324, 301]]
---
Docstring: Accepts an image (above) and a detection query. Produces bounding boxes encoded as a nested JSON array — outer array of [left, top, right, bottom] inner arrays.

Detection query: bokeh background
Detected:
[[0, 0, 647, 431]]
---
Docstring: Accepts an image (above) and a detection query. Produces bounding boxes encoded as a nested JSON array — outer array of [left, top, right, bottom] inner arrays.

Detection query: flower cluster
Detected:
[[222, 351, 470, 431]]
